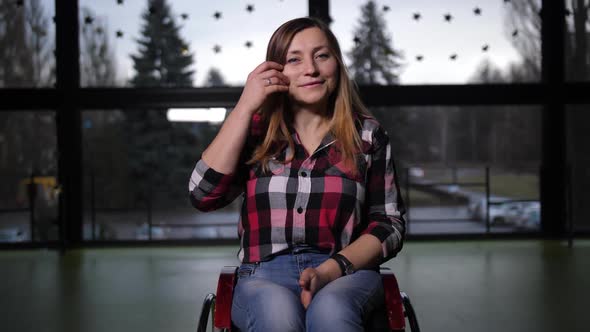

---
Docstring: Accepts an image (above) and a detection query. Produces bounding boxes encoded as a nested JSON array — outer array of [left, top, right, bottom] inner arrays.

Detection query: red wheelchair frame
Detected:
[[197, 266, 420, 332]]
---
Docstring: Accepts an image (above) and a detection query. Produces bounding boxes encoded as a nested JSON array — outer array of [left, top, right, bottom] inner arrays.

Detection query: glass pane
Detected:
[[78, 0, 307, 87], [332, 0, 541, 84], [370, 105, 541, 234], [82, 108, 239, 241], [0, 111, 58, 242], [566, 105, 590, 233], [0, 0, 56, 87], [565, 0, 590, 81]]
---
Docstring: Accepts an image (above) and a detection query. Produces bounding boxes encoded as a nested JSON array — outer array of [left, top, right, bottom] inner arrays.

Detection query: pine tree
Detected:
[[348, 0, 404, 85], [204, 67, 226, 87], [130, 0, 193, 87], [125, 0, 196, 208]]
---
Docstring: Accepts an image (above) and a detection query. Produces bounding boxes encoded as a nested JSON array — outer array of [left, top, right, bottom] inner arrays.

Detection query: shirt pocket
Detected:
[[324, 153, 367, 182]]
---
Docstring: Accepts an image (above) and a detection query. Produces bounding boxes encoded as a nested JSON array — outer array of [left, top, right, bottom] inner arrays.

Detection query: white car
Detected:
[[469, 198, 539, 226]]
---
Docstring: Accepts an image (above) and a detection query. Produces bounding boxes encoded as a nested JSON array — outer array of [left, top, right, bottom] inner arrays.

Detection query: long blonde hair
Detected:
[[249, 17, 371, 174]]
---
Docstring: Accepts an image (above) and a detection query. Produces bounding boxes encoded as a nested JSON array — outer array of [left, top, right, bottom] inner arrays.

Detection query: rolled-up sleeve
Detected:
[[188, 158, 244, 212], [361, 126, 406, 263]]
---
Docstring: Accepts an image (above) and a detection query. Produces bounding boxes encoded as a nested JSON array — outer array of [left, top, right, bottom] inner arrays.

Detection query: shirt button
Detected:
[[297, 207, 303, 214], [301, 171, 307, 177]]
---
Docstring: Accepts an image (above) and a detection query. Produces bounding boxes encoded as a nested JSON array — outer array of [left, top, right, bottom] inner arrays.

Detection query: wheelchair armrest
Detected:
[[214, 266, 238, 330], [380, 267, 406, 331]]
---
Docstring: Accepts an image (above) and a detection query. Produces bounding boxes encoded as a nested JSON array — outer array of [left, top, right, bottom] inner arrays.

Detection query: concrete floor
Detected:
[[1, 240, 589, 332]]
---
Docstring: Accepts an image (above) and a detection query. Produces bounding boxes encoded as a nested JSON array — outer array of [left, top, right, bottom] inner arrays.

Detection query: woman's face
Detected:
[[282, 27, 339, 109]]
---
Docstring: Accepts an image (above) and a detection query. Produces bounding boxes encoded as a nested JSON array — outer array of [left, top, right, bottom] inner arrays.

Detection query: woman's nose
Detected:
[[303, 59, 319, 75]]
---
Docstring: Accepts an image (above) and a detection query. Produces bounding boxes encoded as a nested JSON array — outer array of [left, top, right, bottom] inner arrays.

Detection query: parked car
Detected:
[[0, 227, 26, 242], [513, 202, 541, 229], [469, 198, 540, 226]]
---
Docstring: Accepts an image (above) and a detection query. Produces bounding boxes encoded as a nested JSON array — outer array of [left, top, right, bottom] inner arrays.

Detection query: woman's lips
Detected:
[[300, 81, 324, 88]]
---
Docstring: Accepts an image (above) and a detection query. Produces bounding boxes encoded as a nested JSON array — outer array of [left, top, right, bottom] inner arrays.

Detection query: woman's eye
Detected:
[[317, 53, 330, 59], [287, 58, 299, 63]]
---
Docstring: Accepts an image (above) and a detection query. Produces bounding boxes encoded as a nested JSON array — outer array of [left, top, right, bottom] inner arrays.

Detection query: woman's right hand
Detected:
[[235, 61, 290, 114]]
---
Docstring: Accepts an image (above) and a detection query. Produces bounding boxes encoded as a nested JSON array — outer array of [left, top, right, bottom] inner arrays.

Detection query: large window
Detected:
[[371, 105, 541, 235], [78, 0, 307, 87], [0, 111, 58, 243], [332, 0, 541, 84]]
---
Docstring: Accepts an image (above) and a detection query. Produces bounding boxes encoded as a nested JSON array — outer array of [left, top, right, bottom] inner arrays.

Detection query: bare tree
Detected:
[[80, 7, 117, 86]]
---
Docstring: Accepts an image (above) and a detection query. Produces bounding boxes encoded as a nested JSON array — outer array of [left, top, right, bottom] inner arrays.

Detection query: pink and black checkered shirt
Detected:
[[189, 113, 406, 263]]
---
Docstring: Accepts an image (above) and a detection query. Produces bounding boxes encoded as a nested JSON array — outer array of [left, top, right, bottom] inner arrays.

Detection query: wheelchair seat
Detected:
[[197, 266, 420, 332]]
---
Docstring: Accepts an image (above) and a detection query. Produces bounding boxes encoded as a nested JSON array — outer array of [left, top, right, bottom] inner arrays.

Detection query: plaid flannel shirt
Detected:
[[189, 113, 406, 263]]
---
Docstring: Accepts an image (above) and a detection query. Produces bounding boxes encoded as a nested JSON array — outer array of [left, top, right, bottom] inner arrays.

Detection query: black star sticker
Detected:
[[416, 55, 424, 61], [213, 11, 222, 20], [148, 6, 156, 15], [504, 0, 510, 3], [450, 54, 458, 60], [246, 4, 255, 13], [565, 9, 571, 16], [482, 44, 489, 52], [444, 14, 453, 22], [512, 29, 518, 37], [96, 27, 103, 35], [15, 0, 23, 7], [383, 6, 390, 12], [474, 7, 482, 15], [181, 13, 189, 20], [413, 13, 421, 21], [117, 0, 124, 5], [213, 45, 221, 53], [116, 30, 124, 38], [353, 36, 361, 44], [84, 16, 94, 25], [245, 41, 253, 48]]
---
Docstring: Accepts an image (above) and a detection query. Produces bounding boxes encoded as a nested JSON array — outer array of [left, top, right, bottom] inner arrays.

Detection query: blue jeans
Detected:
[[231, 249, 384, 332]]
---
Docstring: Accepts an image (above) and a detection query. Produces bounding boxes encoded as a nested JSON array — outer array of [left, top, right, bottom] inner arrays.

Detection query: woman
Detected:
[[189, 17, 406, 331]]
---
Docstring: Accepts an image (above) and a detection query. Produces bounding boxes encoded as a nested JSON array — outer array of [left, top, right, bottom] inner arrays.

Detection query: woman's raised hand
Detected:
[[235, 61, 290, 114]]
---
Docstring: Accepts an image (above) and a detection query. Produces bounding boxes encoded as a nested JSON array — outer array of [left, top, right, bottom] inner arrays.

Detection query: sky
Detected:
[[77, 0, 526, 86]]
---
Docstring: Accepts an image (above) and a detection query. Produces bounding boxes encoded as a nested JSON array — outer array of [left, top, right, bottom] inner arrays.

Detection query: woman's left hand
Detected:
[[299, 267, 330, 309]]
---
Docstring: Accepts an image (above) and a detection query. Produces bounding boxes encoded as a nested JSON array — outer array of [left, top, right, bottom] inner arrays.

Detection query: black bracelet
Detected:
[[331, 253, 355, 276]]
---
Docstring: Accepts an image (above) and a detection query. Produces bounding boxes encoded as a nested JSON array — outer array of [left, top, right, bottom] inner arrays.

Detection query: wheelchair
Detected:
[[197, 266, 420, 332]]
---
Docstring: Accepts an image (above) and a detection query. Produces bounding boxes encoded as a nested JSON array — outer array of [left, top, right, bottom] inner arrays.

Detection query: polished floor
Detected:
[[1, 240, 589, 332]]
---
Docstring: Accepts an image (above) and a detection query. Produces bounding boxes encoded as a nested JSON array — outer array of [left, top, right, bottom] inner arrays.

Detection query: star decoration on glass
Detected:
[[96, 27, 103, 35], [353, 36, 361, 44], [213, 11, 222, 20], [473, 7, 482, 15], [416, 55, 424, 61], [450, 54, 458, 60], [504, 0, 510, 3], [15, 0, 23, 7], [482, 44, 489, 52], [213, 45, 222, 53], [383, 6, 390, 12], [245, 41, 253, 48], [565, 9, 571, 16], [116, 30, 124, 38], [181, 13, 189, 20], [246, 4, 255, 13], [117, 0, 124, 5], [512, 29, 518, 37], [413, 13, 421, 21], [84, 16, 94, 25], [444, 14, 453, 22], [148, 6, 156, 15]]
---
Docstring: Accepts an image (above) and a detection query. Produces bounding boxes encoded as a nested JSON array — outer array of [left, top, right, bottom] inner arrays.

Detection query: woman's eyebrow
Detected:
[[287, 45, 329, 55]]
